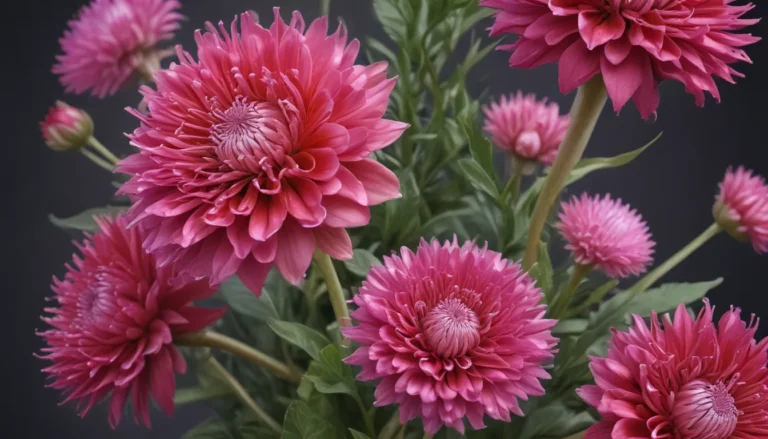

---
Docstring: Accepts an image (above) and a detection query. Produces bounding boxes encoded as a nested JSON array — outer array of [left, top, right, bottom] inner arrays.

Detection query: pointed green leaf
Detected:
[[344, 249, 382, 277], [459, 117, 494, 180], [49, 205, 128, 232], [282, 400, 335, 439], [219, 276, 278, 321], [268, 320, 330, 361], [349, 430, 371, 439], [174, 386, 231, 406], [305, 344, 357, 398], [456, 159, 499, 199], [566, 132, 662, 185]]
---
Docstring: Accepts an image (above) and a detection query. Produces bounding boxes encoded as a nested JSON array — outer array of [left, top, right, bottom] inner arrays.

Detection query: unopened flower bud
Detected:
[[713, 166, 768, 254], [40, 101, 94, 152]]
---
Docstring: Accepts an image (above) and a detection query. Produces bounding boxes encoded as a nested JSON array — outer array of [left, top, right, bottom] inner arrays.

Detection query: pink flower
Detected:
[[714, 166, 768, 254], [343, 239, 557, 434], [556, 193, 654, 278], [54, 0, 183, 97], [578, 299, 768, 439], [481, 0, 760, 119], [483, 92, 569, 170], [118, 9, 407, 294], [38, 215, 225, 428], [40, 101, 94, 152]]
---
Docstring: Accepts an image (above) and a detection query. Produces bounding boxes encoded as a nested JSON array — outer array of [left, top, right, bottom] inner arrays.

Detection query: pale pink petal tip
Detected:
[[38, 215, 224, 427], [481, 0, 760, 119], [715, 166, 768, 254], [343, 239, 558, 434], [54, 0, 183, 97], [118, 9, 404, 294], [579, 299, 768, 438], [556, 193, 655, 279], [483, 91, 570, 169]]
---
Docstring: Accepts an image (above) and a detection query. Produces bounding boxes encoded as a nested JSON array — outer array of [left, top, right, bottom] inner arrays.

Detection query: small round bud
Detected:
[[713, 167, 768, 253], [40, 101, 93, 152]]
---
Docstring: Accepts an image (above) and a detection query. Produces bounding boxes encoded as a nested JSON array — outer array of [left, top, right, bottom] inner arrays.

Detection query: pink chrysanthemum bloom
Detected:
[[714, 166, 768, 254], [483, 92, 570, 172], [38, 215, 225, 427], [578, 299, 768, 439], [118, 9, 406, 294], [40, 101, 94, 152], [556, 194, 654, 278], [480, 0, 761, 119], [343, 239, 558, 434], [54, 0, 183, 97]]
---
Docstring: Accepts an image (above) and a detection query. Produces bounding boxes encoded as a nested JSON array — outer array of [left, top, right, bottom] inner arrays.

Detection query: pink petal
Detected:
[[275, 220, 315, 284], [314, 226, 353, 260], [323, 196, 371, 228], [559, 39, 601, 93], [345, 159, 401, 206], [237, 257, 272, 295]]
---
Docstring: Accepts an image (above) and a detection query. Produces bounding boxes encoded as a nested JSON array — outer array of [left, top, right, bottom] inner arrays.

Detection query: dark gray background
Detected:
[[4, 0, 767, 437]]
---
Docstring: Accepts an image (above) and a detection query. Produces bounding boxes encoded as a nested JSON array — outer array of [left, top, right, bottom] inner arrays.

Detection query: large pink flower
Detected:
[[343, 239, 558, 434], [556, 193, 655, 278], [38, 215, 225, 427], [118, 9, 407, 294], [578, 299, 768, 439], [714, 166, 768, 254], [483, 91, 570, 170], [54, 0, 182, 97], [481, 0, 760, 119]]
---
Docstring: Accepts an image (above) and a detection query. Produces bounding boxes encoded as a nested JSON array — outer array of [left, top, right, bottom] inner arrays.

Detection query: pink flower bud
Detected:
[[40, 101, 93, 152]]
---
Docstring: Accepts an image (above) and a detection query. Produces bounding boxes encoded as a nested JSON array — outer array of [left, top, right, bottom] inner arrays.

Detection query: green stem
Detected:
[[175, 330, 302, 383], [314, 251, 351, 329], [630, 222, 722, 293], [80, 149, 115, 172], [523, 76, 608, 270], [205, 356, 282, 434], [321, 0, 331, 16], [501, 160, 525, 204], [87, 136, 120, 165], [355, 396, 377, 438], [174, 385, 232, 405], [551, 264, 593, 319], [423, 433, 435, 439]]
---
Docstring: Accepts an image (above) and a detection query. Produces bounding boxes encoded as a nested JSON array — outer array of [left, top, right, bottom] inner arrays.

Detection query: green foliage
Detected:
[[48, 205, 127, 232], [304, 345, 357, 398], [343, 249, 382, 277], [282, 400, 336, 439], [268, 320, 330, 361]]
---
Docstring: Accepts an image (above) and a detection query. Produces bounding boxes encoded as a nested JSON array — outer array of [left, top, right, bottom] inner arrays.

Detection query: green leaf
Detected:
[[349, 430, 371, 439], [173, 386, 231, 405], [305, 344, 357, 398], [566, 132, 662, 185], [183, 418, 235, 439], [282, 400, 335, 439], [519, 400, 594, 439], [344, 249, 382, 277], [373, 0, 408, 43], [49, 205, 128, 232], [552, 319, 588, 336], [219, 276, 278, 321], [566, 280, 619, 318], [456, 158, 499, 199], [459, 117, 494, 179], [534, 243, 554, 300], [268, 320, 330, 361]]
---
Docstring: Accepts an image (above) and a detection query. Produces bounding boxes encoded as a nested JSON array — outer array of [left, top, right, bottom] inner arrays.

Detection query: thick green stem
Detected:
[[205, 356, 282, 433], [321, 0, 331, 16], [550, 264, 593, 318], [523, 76, 608, 269], [176, 330, 302, 383], [87, 136, 120, 165], [314, 251, 352, 329], [80, 149, 115, 172], [630, 223, 722, 293]]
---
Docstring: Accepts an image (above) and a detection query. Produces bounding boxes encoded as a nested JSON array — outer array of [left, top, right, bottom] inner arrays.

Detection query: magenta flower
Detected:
[[578, 299, 768, 439], [714, 166, 768, 254], [40, 101, 94, 152], [556, 194, 654, 278], [343, 239, 557, 434], [38, 215, 225, 427], [54, 0, 182, 97], [483, 92, 570, 171], [480, 0, 760, 119], [118, 9, 407, 294]]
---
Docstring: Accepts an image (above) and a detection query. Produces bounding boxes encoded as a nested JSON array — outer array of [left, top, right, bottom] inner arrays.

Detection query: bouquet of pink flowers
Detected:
[[38, 0, 767, 438]]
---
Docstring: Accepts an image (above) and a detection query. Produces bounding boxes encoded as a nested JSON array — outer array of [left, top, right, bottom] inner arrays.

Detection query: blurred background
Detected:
[[4, 0, 767, 437]]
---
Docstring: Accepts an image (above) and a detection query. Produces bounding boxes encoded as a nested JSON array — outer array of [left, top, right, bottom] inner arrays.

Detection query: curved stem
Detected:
[[630, 223, 722, 293], [314, 251, 351, 329], [87, 136, 120, 165], [205, 355, 282, 433], [550, 264, 593, 319], [80, 149, 115, 172], [523, 76, 608, 269], [176, 330, 302, 383]]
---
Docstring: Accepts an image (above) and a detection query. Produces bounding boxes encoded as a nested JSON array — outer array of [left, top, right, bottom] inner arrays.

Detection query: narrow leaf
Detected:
[[344, 249, 382, 277], [49, 205, 128, 232], [268, 320, 330, 361], [457, 158, 499, 199], [305, 344, 357, 398]]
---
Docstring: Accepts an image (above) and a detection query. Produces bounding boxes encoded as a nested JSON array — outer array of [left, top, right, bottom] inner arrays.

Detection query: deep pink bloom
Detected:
[[343, 239, 557, 434], [714, 166, 768, 254], [481, 0, 761, 119], [118, 9, 406, 294], [556, 193, 654, 278], [54, 0, 182, 97], [38, 215, 225, 428], [483, 92, 570, 170], [40, 101, 94, 152], [578, 299, 768, 439]]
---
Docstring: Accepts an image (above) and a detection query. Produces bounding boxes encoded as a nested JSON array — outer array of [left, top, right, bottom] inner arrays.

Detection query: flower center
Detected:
[[76, 280, 113, 327], [422, 298, 481, 358], [515, 130, 542, 158], [211, 98, 291, 173], [673, 379, 740, 439]]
